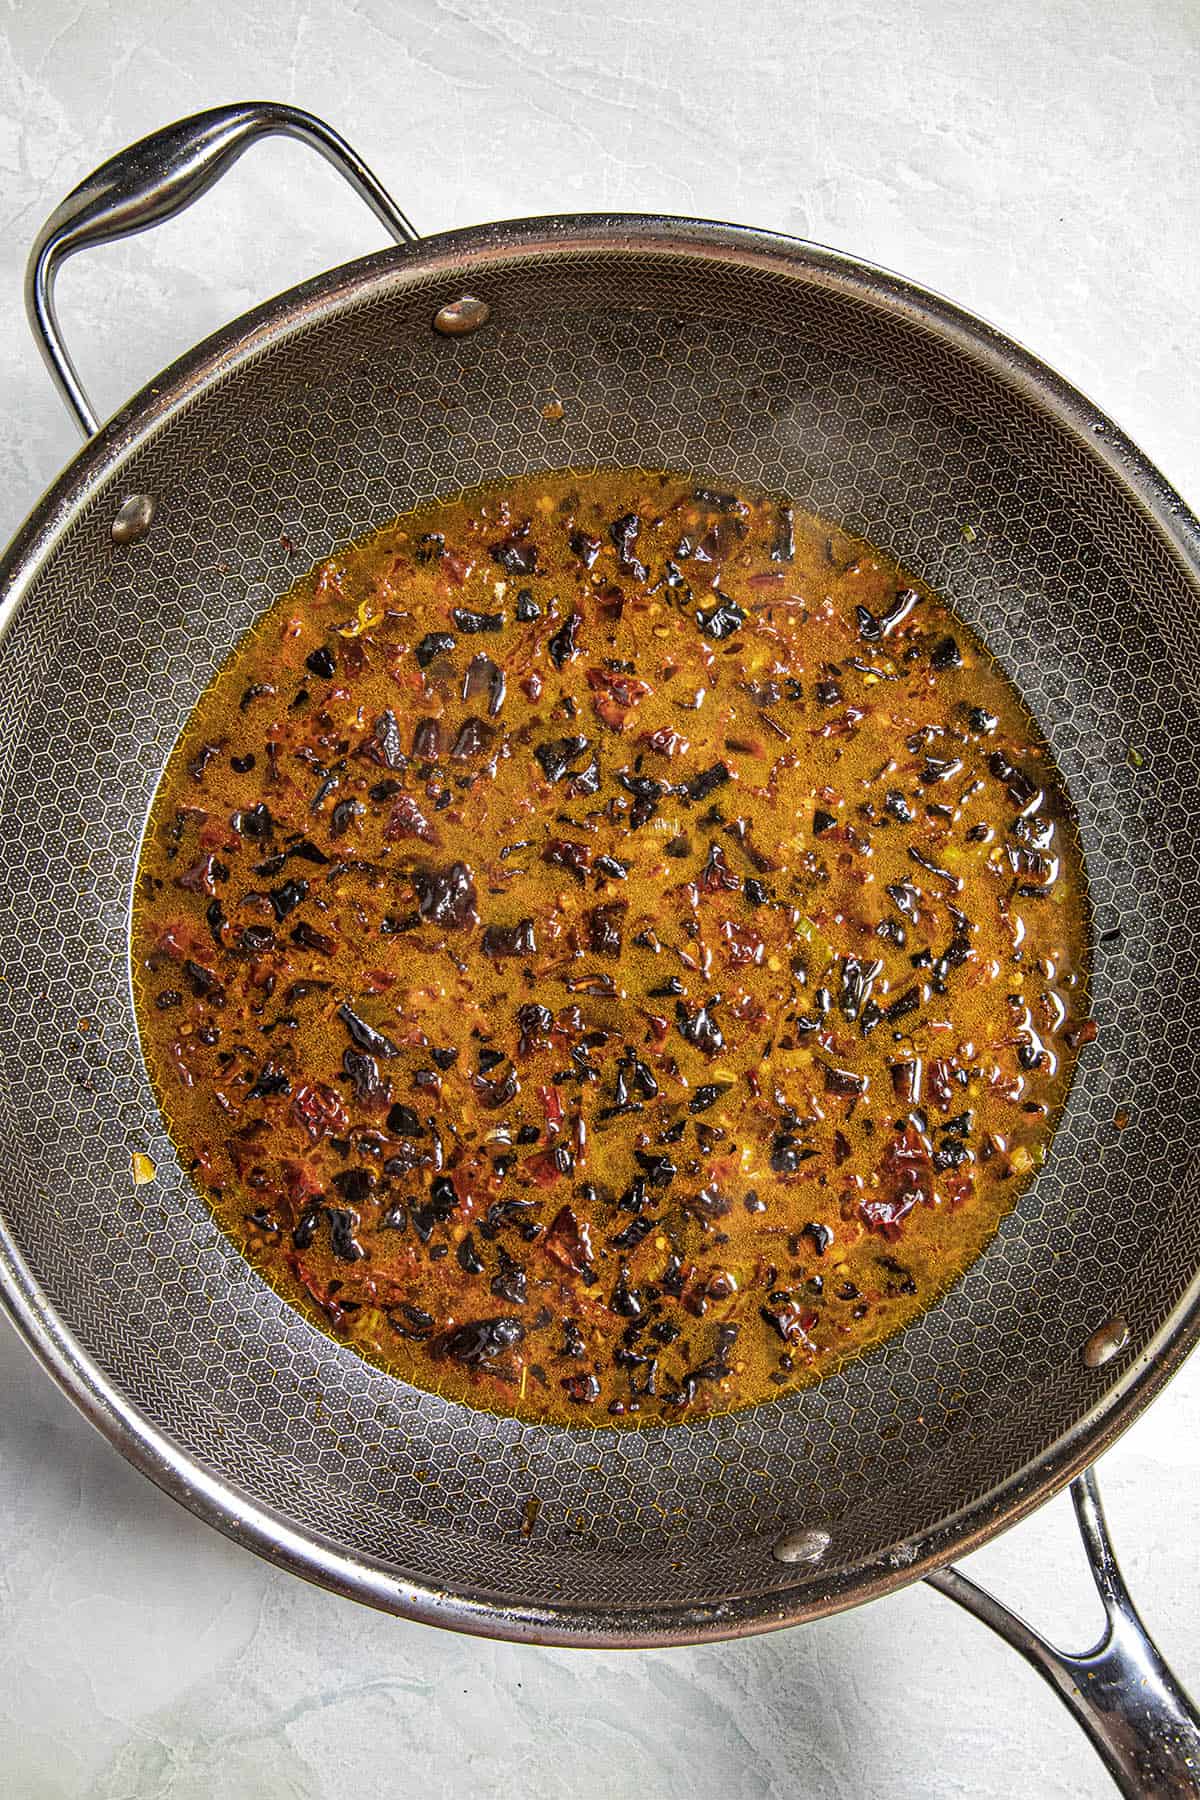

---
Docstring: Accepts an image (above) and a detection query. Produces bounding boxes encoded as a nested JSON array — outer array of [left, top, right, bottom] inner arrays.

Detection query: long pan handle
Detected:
[[927, 1468, 1200, 1796], [25, 101, 418, 439]]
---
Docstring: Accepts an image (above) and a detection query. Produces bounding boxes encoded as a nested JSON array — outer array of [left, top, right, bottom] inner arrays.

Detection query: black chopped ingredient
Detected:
[[233, 802, 274, 841], [696, 598, 746, 640], [364, 710, 406, 768], [415, 632, 456, 669], [686, 763, 731, 804], [689, 1084, 721, 1113], [769, 505, 795, 563], [437, 1316, 525, 1365], [675, 999, 723, 1057], [930, 635, 962, 670], [453, 608, 504, 634], [491, 1247, 528, 1306], [457, 1233, 485, 1274], [490, 529, 539, 576], [330, 797, 364, 838], [610, 513, 648, 581], [342, 1049, 384, 1104], [535, 735, 589, 784], [481, 919, 536, 958], [411, 861, 478, 928], [337, 1002, 401, 1059], [548, 612, 582, 668], [450, 716, 496, 759], [387, 1103, 423, 1136]]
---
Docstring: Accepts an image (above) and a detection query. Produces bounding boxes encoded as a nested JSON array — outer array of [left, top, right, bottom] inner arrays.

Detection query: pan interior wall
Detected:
[[0, 240, 1197, 1622]]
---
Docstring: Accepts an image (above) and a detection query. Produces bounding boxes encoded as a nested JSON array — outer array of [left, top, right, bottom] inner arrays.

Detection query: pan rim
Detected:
[[2, 210, 1199, 1644]]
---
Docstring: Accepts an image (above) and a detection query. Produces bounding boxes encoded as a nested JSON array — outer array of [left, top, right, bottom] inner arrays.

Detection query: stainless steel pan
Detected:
[[4, 102, 1200, 1795]]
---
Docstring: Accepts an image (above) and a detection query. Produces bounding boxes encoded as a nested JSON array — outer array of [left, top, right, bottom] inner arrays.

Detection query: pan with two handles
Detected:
[[4, 102, 1200, 1794]]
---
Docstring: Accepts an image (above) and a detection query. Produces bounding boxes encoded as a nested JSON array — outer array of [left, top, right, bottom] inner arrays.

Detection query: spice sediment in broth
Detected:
[[132, 471, 1091, 1426]]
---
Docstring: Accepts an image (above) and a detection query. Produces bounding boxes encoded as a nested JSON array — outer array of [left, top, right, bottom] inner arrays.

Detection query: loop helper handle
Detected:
[[25, 100, 418, 438]]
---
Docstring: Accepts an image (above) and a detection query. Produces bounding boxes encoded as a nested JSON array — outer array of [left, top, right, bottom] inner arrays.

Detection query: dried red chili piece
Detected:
[[290, 1081, 349, 1143], [586, 902, 626, 957], [860, 1125, 933, 1238], [385, 794, 437, 842], [585, 666, 651, 730], [411, 861, 478, 928], [543, 1205, 596, 1280]]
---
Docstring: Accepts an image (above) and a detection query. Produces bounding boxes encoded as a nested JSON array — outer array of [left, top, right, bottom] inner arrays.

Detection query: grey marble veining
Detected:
[[0, 2, 1197, 1795]]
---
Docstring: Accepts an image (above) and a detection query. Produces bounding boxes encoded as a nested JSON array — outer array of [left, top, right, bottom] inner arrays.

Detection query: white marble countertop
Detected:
[[1, 3, 1197, 1795]]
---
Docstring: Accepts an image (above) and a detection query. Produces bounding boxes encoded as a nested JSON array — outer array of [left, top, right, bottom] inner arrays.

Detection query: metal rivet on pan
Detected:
[[111, 493, 156, 544], [1082, 1315, 1130, 1368], [433, 295, 491, 337], [771, 1525, 832, 1566]]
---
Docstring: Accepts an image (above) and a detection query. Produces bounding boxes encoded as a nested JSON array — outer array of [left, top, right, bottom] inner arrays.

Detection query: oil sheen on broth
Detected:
[[132, 472, 1091, 1426]]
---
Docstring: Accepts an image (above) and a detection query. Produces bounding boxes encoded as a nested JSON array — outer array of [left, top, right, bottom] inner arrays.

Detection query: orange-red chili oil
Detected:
[[132, 472, 1091, 1425]]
